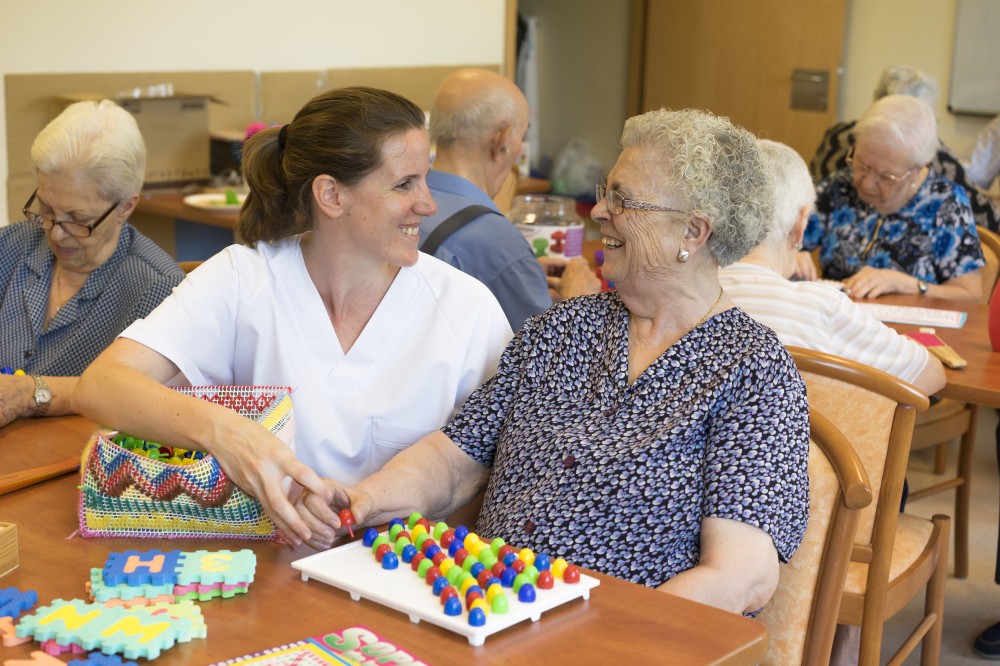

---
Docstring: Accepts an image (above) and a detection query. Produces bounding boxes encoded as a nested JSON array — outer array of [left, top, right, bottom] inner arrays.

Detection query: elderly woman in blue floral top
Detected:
[[296, 108, 810, 616], [802, 94, 984, 301]]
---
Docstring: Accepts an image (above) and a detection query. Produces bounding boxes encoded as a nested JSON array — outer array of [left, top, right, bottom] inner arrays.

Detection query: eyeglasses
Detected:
[[845, 147, 917, 190], [596, 183, 690, 216], [22, 189, 120, 238]]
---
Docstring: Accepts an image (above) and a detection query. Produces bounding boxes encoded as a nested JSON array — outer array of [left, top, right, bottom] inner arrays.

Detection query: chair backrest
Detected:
[[977, 224, 1000, 303], [177, 260, 203, 274], [756, 409, 872, 665], [787, 347, 928, 647]]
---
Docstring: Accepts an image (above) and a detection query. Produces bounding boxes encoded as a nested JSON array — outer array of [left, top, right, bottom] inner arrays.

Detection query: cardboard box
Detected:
[[59, 93, 212, 190], [0, 522, 17, 577]]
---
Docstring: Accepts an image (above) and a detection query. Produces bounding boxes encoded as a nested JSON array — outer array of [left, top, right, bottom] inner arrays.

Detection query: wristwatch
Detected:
[[31, 375, 52, 417], [917, 279, 929, 296]]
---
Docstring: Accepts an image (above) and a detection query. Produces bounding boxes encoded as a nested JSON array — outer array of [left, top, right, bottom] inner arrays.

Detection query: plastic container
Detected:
[[510, 194, 585, 259]]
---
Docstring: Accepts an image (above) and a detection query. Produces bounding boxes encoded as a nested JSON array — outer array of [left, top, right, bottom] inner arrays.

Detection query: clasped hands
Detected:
[[294, 480, 371, 550]]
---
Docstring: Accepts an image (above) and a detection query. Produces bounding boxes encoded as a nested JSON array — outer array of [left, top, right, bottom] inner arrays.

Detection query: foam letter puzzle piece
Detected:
[[175, 550, 256, 586], [173, 581, 249, 602], [0, 588, 38, 619], [14, 599, 195, 661], [102, 551, 183, 587], [87, 569, 174, 602], [67, 653, 139, 666], [0, 616, 32, 646]]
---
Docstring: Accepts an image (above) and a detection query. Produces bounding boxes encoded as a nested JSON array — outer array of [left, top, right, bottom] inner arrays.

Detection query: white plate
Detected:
[[292, 537, 599, 647], [183, 192, 246, 212]]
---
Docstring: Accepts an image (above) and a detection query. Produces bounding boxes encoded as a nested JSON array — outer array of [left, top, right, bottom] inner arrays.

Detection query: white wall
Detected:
[[0, 0, 506, 217], [839, 0, 993, 157]]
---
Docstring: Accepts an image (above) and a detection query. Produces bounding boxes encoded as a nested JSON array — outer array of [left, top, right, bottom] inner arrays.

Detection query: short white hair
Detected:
[[856, 94, 938, 166], [873, 65, 940, 108], [757, 139, 815, 250], [30, 99, 146, 202]]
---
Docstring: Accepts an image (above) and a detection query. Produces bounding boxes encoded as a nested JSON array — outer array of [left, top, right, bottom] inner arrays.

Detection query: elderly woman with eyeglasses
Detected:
[[801, 94, 984, 301], [0, 100, 183, 426], [295, 108, 810, 617]]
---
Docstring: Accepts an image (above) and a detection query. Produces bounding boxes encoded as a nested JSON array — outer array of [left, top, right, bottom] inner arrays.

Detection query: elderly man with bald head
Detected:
[[421, 68, 597, 330]]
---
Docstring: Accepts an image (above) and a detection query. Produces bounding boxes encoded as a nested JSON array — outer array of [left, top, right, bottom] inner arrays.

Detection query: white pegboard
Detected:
[[292, 538, 599, 647]]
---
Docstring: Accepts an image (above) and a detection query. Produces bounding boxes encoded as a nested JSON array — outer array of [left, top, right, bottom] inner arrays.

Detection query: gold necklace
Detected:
[[46, 269, 74, 327], [696, 286, 725, 328]]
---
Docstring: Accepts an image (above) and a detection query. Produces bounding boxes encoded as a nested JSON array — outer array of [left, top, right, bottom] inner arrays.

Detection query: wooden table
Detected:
[[0, 417, 767, 665], [870, 293, 1000, 409], [136, 192, 239, 230]]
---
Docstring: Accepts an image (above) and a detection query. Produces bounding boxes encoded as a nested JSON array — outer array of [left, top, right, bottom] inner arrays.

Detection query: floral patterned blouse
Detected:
[[804, 169, 985, 282], [444, 292, 810, 594]]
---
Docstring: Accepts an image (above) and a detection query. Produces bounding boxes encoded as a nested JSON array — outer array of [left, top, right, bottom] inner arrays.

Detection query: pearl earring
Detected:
[[677, 248, 690, 263]]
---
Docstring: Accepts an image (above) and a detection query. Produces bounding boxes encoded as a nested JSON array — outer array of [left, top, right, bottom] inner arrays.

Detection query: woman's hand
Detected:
[[842, 266, 912, 299], [207, 421, 332, 547], [541, 257, 602, 302], [295, 480, 373, 550], [792, 251, 819, 281], [0, 374, 35, 426]]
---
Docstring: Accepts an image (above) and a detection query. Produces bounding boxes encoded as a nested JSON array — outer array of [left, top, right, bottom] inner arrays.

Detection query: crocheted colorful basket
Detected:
[[78, 386, 294, 540]]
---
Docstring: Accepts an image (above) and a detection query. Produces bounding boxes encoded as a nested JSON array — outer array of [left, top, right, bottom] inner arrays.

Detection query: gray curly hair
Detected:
[[620, 108, 772, 267]]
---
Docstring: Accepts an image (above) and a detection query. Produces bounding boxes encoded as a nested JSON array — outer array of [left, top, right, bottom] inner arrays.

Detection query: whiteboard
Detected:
[[949, 0, 1000, 115]]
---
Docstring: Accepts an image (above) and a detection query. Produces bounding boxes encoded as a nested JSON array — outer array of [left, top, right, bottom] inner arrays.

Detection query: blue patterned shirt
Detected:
[[445, 292, 810, 593], [804, 169, 985, 282], [0, 221, 184, 375]]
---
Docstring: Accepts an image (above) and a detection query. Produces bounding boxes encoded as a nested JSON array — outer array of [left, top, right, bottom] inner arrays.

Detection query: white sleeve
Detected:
[[823, 290, 931, 386], [968, 114, 1000, 191], [119, 249, 240, 385]]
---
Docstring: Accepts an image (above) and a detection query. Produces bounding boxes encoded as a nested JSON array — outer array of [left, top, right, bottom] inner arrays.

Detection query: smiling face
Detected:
[[35, 170, 126, 276], [592, 145, 687, 287], [850, 130, 923, 215], [337, 128, 437, 268]]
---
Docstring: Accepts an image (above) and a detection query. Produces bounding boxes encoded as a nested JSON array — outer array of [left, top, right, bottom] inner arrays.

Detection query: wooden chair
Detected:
[[908, 223, 1000, 579], [788, 346, 949, 666], [177, 260, 203, 274], [756, 410, 872, 665]]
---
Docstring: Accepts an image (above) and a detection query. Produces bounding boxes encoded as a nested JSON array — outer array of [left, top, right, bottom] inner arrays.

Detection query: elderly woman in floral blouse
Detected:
[[801, 94, 984, 301], [295, 108, 810, 617]]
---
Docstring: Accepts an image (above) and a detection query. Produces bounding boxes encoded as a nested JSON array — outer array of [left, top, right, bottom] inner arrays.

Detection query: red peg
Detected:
[[374, 543, 392, 563], [537, 570, 555, 589], [411, 552, 426, 572], [440, 586, 458, 605], [491, 562, 506, 579], [563, 565, 581, 584], [338, 509, 356, 538], [510, 559, 526, 574], [477, 570, 493, 588]]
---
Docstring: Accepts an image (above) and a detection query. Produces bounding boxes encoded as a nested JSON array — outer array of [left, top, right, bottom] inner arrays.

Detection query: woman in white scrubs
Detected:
[[73, 87, 513, 546]]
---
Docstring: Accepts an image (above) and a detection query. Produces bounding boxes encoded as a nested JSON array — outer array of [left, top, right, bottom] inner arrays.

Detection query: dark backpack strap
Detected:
[[420, 205, 495, 255]]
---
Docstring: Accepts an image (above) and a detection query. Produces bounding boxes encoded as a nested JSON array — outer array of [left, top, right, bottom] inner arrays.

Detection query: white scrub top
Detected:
[[121, 237, 513, 484]]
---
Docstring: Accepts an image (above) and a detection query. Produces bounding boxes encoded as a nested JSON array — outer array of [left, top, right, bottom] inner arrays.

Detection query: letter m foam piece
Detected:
[[15, 599, 198, 661]]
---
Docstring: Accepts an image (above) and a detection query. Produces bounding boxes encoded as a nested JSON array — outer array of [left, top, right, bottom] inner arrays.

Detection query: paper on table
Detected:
[[858, 303, 967, 329]]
